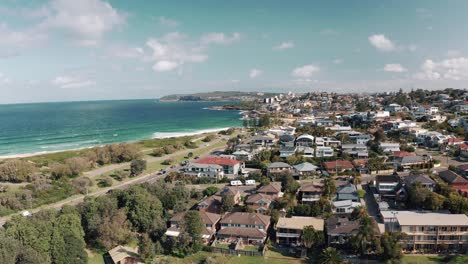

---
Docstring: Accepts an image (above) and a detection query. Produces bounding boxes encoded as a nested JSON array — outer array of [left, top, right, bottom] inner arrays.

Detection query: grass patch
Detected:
[[402, 255, 468, 264], [153, 251, 302, 264], [87, 252, 104, 264]]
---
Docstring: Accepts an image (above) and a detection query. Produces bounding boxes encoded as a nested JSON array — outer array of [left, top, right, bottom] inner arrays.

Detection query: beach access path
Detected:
[[0, 135, 232, 227]]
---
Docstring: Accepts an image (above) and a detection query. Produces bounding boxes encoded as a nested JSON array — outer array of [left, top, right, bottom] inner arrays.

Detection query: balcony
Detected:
[[276, 232, 300, 238]]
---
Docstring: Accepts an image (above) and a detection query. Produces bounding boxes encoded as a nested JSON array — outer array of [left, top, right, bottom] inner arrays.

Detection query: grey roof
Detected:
[[404, 173, 436, 186], [251, 135, 275, 141], [438, 170, 468, 184], [337, 183, 357, 194], [267, 162, 292, 169], [293, 162, 319, 172], [279, 134, 295, 142], [400, 156, 425, 164]]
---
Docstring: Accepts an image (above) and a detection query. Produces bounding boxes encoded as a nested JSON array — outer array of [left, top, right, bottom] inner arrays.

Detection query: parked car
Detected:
[[245, 180, 256, 185], [230, 180, 243, 186]]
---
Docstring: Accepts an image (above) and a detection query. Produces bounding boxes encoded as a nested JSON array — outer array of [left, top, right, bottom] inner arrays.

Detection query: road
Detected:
[[0, 135, 233, 227]]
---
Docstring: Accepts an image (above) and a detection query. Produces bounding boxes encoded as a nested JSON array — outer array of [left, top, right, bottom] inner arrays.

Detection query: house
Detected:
[[300, 146, 335, 158], [374, 175, 402, 200], [293, 162, 319, 177], [257, 183, 283, 198], [335, 183, 359, 202], [185, 163, 224, 179], [384, 103, 403, 113], [251, 135, 276, 148], [394, 211, 468, 252], [316, 137, 341, 147], [326, 217, 360, 246], [404, 173, 436, 192], [245, 193, 273, 214], [355, 134, 372, 145], [332, 200, 362, 214], [196, 157, 243, 177], [275, 216, 324, 246], [198, 195, 223, 214], [279, 146, 297, 158], [279, 134, 296, 147], [395, 155, 431, 170], [299, 182, 324, 203], [220, 186, 242, 204], [217, 212, 271, 244], [108, 245, 143, 264], [165, 210, 221, 243], [457, 164, 468, 177], [232, 150, 253, 161], [392, 151, 414, 159], [341, 144, 368, 158], [380, 142, 401, 153], [295, 134, 315, 147], [267, 162, 293, 178], [438, 170, 468, 185], [323, 160, 354, 174], [460, 143, 468, 161], [352, 159, 369, 174]]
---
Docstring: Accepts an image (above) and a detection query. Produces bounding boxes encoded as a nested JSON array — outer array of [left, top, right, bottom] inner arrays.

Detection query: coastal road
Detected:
[[0, 135, 234, 227]]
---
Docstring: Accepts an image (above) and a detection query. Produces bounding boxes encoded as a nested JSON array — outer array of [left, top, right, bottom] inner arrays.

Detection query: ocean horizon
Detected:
[[0, 100, 241, 157]]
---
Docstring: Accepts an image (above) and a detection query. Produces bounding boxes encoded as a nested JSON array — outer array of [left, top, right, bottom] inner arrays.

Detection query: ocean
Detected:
[[0, 100, 241, 157]]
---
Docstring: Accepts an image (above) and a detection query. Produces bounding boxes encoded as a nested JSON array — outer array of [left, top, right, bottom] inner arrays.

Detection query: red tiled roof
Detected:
[[196, 156, 240, 166], [445, 138, 463, 143], [352, 159, 368, 167], [457, 164, 468, 171], [392, 151, 414, 158], [459, 143, 468, 150], [323, 160, 354, 170]]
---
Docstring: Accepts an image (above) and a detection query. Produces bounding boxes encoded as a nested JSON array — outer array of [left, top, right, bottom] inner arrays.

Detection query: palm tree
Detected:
[[319, 247, 343, 264], [350, 206, 368, 220], [351, 216, 377, 256]]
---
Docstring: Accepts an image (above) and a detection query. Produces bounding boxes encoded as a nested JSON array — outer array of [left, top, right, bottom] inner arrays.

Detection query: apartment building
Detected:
[[394, 211, 468, 252]]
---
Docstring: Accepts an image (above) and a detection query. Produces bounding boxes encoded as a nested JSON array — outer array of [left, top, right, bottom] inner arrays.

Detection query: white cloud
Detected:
[[146, 32, 208, 73], [108, 45, 144, 59], [368, 34, 396, 52], [158, 16, 179, 27], [152, 60, 179, 72], [413, 57, 468, 81], [0, 72, 11, 85], [291, 64, 320, 78], [249, 69, 263, 78], [384, 63, 407, 73], [41, 0, 126, 46], [52, 75, 96, 88], [447, 50, 461, 57], [200, 32, 240, 45], [273, 41, 294, 50], [333, 58, 343, 64], [0, 23, 47, 47]]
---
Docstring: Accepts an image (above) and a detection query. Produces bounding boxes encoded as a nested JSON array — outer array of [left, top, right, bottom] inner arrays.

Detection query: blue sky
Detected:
[[0, 0, 467, 103]]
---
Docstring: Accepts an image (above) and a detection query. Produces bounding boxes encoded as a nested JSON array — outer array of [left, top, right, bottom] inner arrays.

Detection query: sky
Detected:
[[0, 0, 468, 104]]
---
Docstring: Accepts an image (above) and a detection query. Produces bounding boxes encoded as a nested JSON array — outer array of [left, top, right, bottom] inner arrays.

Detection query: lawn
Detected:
[[87, 252, 104, 264], [402, 255, 468, 264]]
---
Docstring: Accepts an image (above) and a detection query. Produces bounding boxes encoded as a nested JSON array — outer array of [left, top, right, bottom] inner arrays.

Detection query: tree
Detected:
[[302, 226, 324, 251], [322, 178, 336, 199], [0, 159, 36, 183], [130, 159, 147, 176], [50, 163, 72, 180], [319, 247, 343, 264], [203, 186, 219, 197], [65, 157, 90, 177], [152, 148, 164, 157], [182, 211, 204, 252], [379, 232, 404, 260], [351, 216, 378, 256], [258, 114, 271, 128], [221, 194, 235, 213], [350, 206, 368, 221], [138, 233, 156, 262]]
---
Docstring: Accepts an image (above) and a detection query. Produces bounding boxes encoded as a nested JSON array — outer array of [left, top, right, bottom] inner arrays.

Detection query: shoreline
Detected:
[[0, 126, 236, 160]]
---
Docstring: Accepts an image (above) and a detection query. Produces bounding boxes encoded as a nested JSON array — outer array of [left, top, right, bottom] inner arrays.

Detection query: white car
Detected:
[[245, 180, 256, 185], [230, 180, 243, 186]]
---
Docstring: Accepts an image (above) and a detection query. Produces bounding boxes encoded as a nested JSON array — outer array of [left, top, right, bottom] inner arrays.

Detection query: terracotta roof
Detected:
[[457, 164, 468, 171], [299, 181, 324, 192], [220, 212, 270, 226], [352, 159, 368, 167], [108, 246, 142, 264], [196, 156, 240, 166], [392, 151, 414, 158], [257, 183, 282, 194], [170, 210, 221, 225], [217, 227, 267, 238], [326, 217, 360, 235], [276, 216, 324, 231], [323, 160, 354, 170], [445, 138, 463, 143], [460, 143, 468, 150], [246, 193, 273, 204]]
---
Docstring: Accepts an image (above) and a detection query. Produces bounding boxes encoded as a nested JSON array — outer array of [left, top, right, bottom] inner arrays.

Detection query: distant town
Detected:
[[0, 88, 467, 264]]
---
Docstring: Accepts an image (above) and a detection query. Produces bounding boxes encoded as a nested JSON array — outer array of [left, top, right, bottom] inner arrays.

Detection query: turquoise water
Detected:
[[0, 100, 241, 156]]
